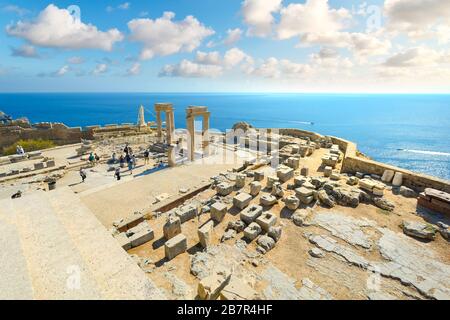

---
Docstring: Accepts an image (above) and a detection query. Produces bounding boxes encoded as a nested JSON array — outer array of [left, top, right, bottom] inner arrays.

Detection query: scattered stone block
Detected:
[[210, 202, 227, 223], [127, 222, 155, 248], [301, 167, 309, 177], [221, 229, 237, 242], [240, 205, 263, 224], [257, 235, 275, 253], [217, 182, 233, 196], [284, 195, 300, 210], [198, 221, 215, 248], [250, 181, 262, 196], [373, 197, 395, 211], [176, 204, 198, 223], [268, 226, 282, 242], [163, 215, 182, 240], [235, 174, 246, 188], [34, 162, 45, 170], [233, 193, 252, 210], [294, 176, 307, 187], [382, 170, 395, 183], [0, 172, 6, 178], [260, 194, 278, 206], [355, 172, 364, 179], [266, 176, 279, 189], [165, 234, 187, 260], [256, 212, 277, 232], [244, 222, 262, 241], [286, 157, 300, 169], [277, 166, 294, 182], [347, 176, 359, 186], [309, 248, 325, 258], [254, 171, 265, 181], [220, 277, 258, 300], [418, 188, 450, 216], [330, 172, 341, 181], [46, 160, 56, 168], [271, 182, 285, 198], [402, 221, 437, 240], [359, 178, 377, 192], [318, 190, 335, 208], [296, 187, 314, 198], [400, 186, 417, 198], [324, 166, 333, 177], [392, 172, 403, 187], [373, 187, 384, 197], [198, 271, 232, 300], [227, 220, 246, 233], [113, 212, 145, 233], [115, 233, 132, 251]]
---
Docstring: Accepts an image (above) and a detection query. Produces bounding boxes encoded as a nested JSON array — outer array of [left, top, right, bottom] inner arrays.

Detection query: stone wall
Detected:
[[265, 128, 450, 193]]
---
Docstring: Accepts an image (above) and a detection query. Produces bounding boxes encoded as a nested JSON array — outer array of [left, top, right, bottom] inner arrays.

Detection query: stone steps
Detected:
[[0, 188, 165, 300]]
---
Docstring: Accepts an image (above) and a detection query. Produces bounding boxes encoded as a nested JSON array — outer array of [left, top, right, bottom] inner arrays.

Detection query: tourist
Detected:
[[123, 144, 129, 155], [112, 152, 117, 163], [132, 154, 137, 168], [114, 167, 121, 181], [128, 156, 134, 174], [79, 168, 87, 183], [95, 153, 100, 164], [16, 145, 25, 155], [119, 155, 125, 168], [88, 152, 95, 165], [11, 190, 22, 199], [144, 149, 150, 165]]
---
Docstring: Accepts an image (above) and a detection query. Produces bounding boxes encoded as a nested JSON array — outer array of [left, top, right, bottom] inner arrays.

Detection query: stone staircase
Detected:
[[0, 187, 165, 300]]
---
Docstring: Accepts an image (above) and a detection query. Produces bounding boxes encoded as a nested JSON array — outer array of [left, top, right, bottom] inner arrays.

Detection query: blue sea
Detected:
[[1, 93, 449, 181]]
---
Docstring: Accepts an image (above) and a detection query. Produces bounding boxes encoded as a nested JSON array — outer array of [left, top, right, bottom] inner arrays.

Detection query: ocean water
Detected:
[[1, 93, 449, 181]]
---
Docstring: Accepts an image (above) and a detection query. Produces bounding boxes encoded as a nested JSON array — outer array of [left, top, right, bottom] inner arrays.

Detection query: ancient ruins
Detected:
[[0, 104, 449, 300]]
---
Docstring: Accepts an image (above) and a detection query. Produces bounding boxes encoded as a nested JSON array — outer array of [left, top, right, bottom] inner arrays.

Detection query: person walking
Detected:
[[79, 168, 87, 183], [119, 155, 125, 168], [94, 153, 100, 164], [132, 154, 137, 169], [144, 149, 150, 165], [88, 152, 95, 166], [128, 156, 134, 174], [114, 167, 121, 181]]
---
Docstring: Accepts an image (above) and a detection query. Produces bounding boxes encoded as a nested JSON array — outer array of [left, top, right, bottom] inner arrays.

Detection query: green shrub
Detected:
[[3, 139, 56, 155]]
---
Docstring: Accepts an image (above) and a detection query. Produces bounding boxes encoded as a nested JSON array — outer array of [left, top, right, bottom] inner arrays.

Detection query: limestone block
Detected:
[[402, 221, 436, 240], [296, 187, 314, 198], [347, 176, 359, 186], [217, 182, 233, 196], [373, 187, 384, 197], [324, 166, 333, 178], [301, 167, 309, 177], [260, 194, 278, 206], [267, 176, 279, 189], [256, 212, 277, 232], [382, 170, 395, 183], [244, 222, 262, 241], [250, 181, 262, 196], [127, 222, 155, 248], [240, 205, 263, 224], [235, 174, 246, 189], [284, 195, 300, 211], [176, 204, 198, 223], [268, 226, 282, 242], [198, 271, 232, 300], [330, 172, 341, 181], [165, 234, 187, 260], [233, 193, 252, 210], [254, 171, 265, 181], [271, 182, 285, 198], [34, 162, 45, 170], [198, 221, 215, 248], [287, 157, 300, 169], [113, 212, 144, 233], [46, 160, 56, 168], [115, 233, 132, 251], [163, 215, 182, 240], [220, 277, 258, 300], [277, 166, 294, 182], [294, 176, 307, 187], [210, 202, 227, 223], [392, 172, 403, 187], [400, 186, 417, 198], [356, 172, 364, 179], [257, 235, 276, 253], [359, 178, 377, 192]]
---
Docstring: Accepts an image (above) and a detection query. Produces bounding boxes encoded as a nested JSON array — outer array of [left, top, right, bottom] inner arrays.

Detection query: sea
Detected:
[[0, 93, 449, 181]]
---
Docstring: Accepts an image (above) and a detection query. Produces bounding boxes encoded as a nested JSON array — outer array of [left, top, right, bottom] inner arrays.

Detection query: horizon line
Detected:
[[0, 91, 450, 95]]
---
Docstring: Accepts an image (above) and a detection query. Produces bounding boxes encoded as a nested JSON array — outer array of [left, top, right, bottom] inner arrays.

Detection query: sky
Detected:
[[0, 0, 449, 93]]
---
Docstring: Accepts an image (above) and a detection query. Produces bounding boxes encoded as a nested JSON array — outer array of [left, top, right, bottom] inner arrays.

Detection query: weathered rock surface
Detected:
[[257, 235, 276, 253], [318, 190, 335, 208], [373, 196, 395, 211], [402, 220, 437, 240]]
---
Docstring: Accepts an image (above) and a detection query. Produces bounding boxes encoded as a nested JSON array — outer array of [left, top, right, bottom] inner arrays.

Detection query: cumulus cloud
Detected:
[[11, 44, 39, 58], [67, 56, 85, 64], [160, 48, 252, 78], [159, 60, 223, 78], [38, 65, 70, 77], [6, 4, 124, 51], [242, 0, 282, 37], [126, 62, 141, 76], [92, 63, 108, 75], [128, 12, 215, 60], [385, 0, 450, 44], [224, 28, 243, 46], [277, 0, 351, 40], [382, 47, 447, 68], [249, 57, 312, 78]]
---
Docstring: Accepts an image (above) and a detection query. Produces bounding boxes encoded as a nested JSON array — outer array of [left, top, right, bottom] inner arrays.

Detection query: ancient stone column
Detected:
[[202, 113, 210, 157], [156, 110, 162, 142], [166, 111, 173, 144], [187, 116, 195, 161], [168, 144, 176, 167]]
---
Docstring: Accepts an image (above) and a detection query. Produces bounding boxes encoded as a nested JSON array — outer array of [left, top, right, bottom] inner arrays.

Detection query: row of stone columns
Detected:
[[154, 104, 211, 163]]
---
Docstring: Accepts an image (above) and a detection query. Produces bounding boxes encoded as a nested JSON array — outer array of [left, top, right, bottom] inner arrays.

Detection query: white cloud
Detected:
[[3, 5, 29, 16], [67, 56, 85, 64], [159, 60, 223, 78], [223, 48, 252, 68], [195, 51, 222, 65], [382, 47, 446, 68], [128, 12, 215, 60], [277, 0, 351, 40], [242, 0, 282, 37], [6, 4, 123, 51], [11, 44, 39, 58], [127, 62, 141, 76], [385, 0, 450, 43], [224, 28, 243, 46], [92, 63, 108, 75], [249, 57, 312, 78], [118, 3, 130, 10], [56, 65, 70, 76]]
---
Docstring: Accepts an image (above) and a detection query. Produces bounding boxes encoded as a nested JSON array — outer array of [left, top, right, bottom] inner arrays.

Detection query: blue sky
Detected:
[[0, 0, 448, 92]]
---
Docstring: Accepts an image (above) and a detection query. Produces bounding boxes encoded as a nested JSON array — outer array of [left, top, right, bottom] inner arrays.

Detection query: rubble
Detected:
[[257, 236, 276, 253], [373, 196, 395, 211]]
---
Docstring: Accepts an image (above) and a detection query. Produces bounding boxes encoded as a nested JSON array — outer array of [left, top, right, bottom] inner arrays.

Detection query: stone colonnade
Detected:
[[186, 106, 210, 162], [155, 103, 175, 144]]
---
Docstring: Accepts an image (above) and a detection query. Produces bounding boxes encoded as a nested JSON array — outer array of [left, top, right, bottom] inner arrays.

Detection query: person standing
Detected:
[[144, 149, 150, 165], [79, 168, 87, 183], [128, 156, 134, 174], [114, 167, 121, 181]]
